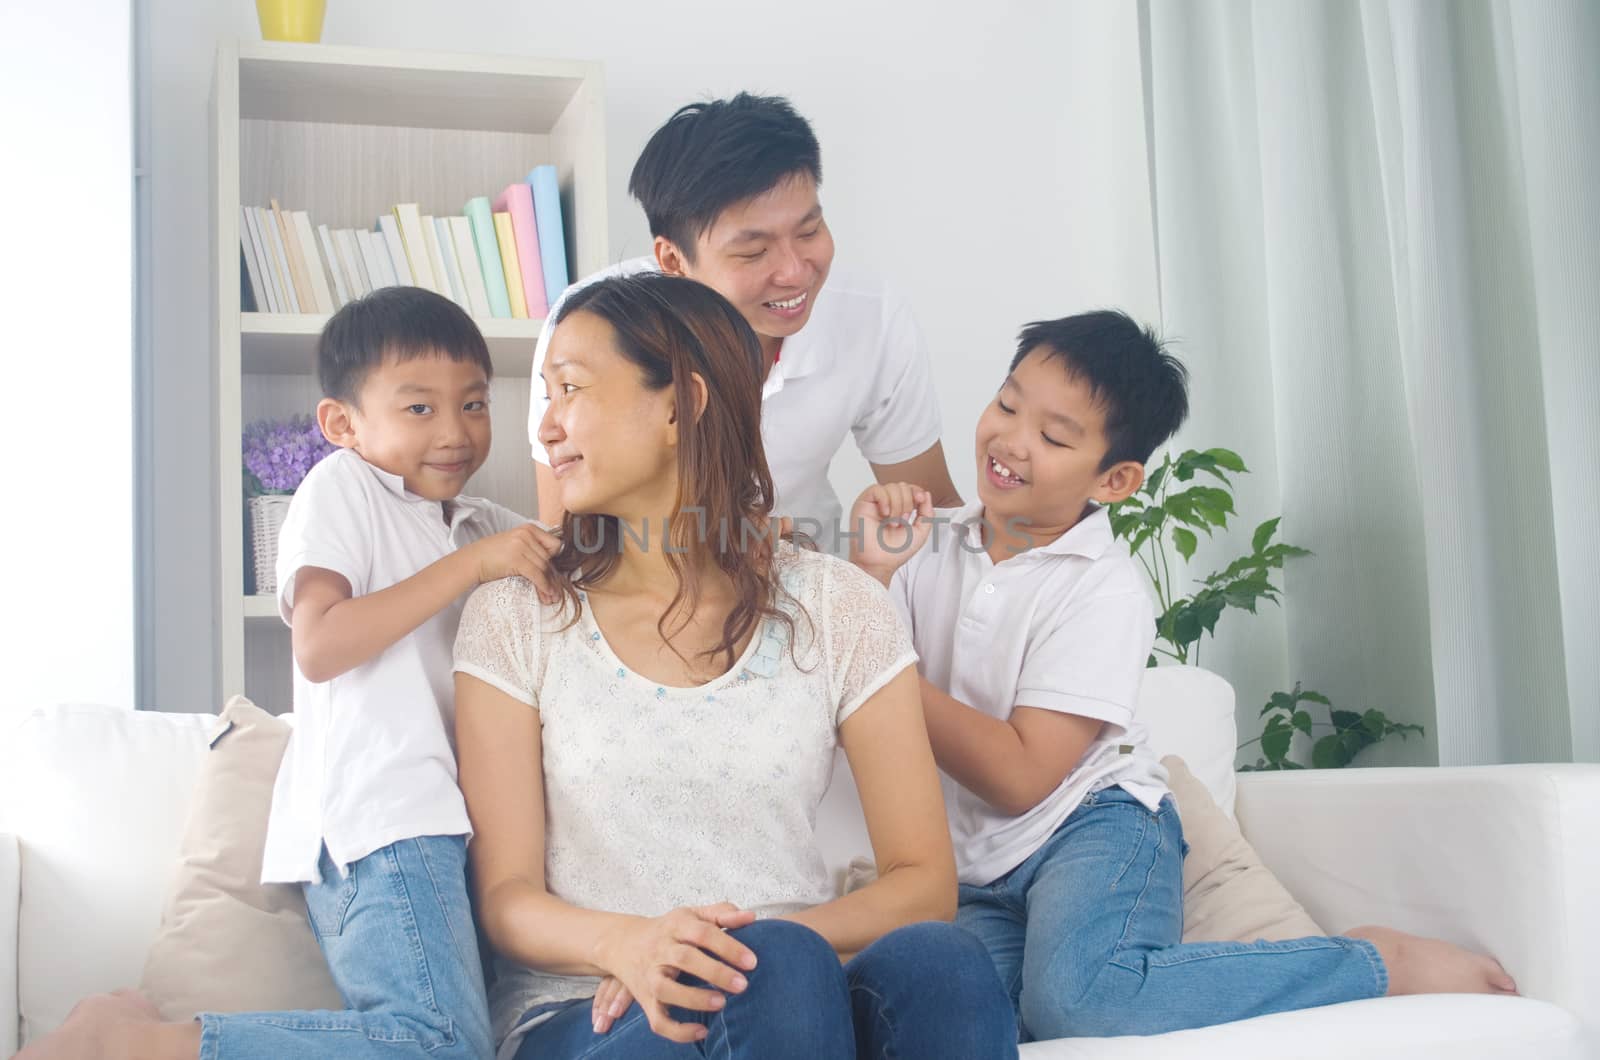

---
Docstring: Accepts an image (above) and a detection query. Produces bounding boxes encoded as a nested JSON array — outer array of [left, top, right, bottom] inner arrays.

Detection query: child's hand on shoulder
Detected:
[[849, 482, 934, 585], [466, 523, 561, 604]]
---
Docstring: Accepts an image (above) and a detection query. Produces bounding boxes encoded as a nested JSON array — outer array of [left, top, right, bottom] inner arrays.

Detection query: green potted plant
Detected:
[[1108, 448, 1422, 769]]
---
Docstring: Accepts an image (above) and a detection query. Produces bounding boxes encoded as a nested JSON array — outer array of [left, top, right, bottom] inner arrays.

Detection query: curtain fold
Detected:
[[1142, 0, 1598, 765]]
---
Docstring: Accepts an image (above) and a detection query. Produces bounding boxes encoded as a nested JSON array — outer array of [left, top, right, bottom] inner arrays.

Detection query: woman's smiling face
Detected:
[[536, 309, 682, 522]]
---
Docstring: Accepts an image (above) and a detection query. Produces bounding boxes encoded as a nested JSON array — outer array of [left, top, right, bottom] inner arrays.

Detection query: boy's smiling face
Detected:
[[318, 351, 492, 501], [975, 346, 1145, 547], [656, 172, 834, 353]]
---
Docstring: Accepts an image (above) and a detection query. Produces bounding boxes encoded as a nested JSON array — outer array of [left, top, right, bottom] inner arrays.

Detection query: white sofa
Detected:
[[2, 671, 1596, 1059]]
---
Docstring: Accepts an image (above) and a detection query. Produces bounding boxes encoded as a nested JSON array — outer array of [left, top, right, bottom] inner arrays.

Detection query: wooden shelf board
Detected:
[[241, 312, 541, 376], [238, 42, 589, 133]]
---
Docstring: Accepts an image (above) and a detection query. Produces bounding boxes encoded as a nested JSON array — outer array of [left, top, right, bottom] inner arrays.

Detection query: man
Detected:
[[531, 93, 961, 546]]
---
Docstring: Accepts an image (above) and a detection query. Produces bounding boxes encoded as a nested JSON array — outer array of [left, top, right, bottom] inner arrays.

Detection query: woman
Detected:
[[453, 273, 1017, 1058]]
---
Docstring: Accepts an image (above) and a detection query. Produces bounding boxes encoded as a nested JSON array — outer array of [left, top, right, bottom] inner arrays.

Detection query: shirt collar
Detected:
[[949, 501, 1115, 562], [357, 455, 414, 501], [760, 320, 824, 398], [354, 454, 480, 525]]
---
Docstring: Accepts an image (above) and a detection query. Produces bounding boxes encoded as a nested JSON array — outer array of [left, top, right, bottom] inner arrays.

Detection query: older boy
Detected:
[[850, 310, 1516, 1042]]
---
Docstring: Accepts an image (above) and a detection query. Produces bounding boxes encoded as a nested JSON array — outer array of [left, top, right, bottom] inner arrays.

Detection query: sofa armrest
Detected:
[[1236, 764, 1600, 1041], [1, 832, 18, 1057]]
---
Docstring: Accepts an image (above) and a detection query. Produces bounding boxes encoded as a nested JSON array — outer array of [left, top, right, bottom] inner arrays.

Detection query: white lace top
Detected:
[[453, 544, 918, 1047]]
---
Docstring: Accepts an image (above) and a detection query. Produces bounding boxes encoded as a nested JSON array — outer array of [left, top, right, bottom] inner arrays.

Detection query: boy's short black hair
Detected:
[[627, 93, 822, 260], [1011, 310, 1189, 469], [317, 286, 493, 404]]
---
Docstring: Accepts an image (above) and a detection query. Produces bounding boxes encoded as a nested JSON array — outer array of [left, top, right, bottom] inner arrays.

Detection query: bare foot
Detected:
[[13, 990, 198, 1060], [1347, 925, 1519, 996]]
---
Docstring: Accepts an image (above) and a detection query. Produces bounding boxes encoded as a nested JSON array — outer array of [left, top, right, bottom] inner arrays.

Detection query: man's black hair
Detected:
[[628, 93, 822, 260]]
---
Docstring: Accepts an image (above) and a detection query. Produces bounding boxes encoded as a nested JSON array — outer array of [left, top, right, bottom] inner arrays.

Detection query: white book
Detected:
[[316, 223, 349, 308], [239, 206, 274, 313], [261, 206, 300, 313], [432, 217, 469, 310], [447, 215, 492, 319], [247, 208, 285, 313], [377, 215, 413, 286], [391, 203, 436, 291], [422, 216, 459, 306], [358, 228, 396, 289], [291, 211, 335, 314], [334, 228, 370, 298]]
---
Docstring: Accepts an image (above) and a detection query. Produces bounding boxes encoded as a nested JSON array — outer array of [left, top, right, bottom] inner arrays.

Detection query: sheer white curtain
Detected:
[[1141, 0, 1598, 765]]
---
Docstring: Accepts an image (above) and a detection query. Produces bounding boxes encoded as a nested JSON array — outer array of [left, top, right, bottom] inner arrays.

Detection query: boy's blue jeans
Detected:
[[957, 787, 1388, 1041], [513, 918, 1019, 1059], [197, 835, 492, 1060]]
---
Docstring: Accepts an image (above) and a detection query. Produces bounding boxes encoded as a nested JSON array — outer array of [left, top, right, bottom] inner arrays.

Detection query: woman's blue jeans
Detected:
[[513, 918, 1018, 1059]]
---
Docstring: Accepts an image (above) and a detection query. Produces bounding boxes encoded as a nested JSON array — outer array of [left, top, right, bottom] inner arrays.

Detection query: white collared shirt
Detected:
[[261, 448, 527, 884], [530, 257, 944, 546], [889, 501, 1169, 886]]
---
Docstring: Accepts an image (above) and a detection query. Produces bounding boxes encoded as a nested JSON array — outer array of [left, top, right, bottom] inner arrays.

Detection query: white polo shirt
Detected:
[[529, 257, 944, 547], [261, 448, 527, 885], [889, 501, 1169, 886]]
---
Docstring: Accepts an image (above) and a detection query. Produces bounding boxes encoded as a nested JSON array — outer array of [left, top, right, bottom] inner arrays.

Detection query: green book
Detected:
[[464, 196, 512, 318]]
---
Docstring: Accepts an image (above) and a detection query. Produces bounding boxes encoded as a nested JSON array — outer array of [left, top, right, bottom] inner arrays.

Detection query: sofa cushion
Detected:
[[0, 704, 213, 1039], [1014, 993, 1588, 1059], [1136, 666, 1238, 817], [138, 696, 342, 1018], [1164, 755, 1323, 943]]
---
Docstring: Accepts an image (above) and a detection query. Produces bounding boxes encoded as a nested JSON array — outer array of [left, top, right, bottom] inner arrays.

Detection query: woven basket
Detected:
[[249, 494, 294, 595]]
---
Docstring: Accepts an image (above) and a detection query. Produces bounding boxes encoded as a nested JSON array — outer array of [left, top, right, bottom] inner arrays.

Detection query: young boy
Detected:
[[530, 93, 961, 545], [244, 286, 568, 1058], [849, 310, 1516, 1042], [17, 289, 567, 1060]]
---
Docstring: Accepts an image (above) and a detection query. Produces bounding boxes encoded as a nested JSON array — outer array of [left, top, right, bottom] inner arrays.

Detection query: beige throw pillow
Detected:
[[1164, 754, 1324, 943], [138, 696, 343, 1018]]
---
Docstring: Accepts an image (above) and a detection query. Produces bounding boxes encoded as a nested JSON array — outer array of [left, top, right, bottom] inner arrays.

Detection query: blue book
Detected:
[[526, 165, 570, 305], [464, 196, 512, 318]]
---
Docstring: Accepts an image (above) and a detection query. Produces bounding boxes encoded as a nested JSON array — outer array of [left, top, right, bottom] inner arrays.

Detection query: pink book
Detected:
[[491, 182, 548, 318]]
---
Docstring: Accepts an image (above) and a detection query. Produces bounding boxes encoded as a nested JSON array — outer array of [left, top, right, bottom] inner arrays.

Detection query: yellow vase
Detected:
[[256, 0, 326, 43]]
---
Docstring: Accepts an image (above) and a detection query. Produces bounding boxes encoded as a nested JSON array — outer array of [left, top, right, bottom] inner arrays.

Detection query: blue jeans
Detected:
[[513, 918, 1017, 1059], [198, 836, 492, 1060], [957, 787, 1388, 1041]]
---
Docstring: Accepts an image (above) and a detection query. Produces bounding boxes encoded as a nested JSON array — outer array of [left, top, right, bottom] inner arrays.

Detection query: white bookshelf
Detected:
[[212, 40, 607, 713]]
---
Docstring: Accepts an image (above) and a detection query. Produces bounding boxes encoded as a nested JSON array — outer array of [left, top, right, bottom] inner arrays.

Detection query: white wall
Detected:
[[139, 0, 1161, 712], [0, 3, 136, 717]]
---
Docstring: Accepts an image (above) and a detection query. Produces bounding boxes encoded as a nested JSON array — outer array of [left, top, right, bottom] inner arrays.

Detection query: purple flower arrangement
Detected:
[[242, 415, 337, 495]]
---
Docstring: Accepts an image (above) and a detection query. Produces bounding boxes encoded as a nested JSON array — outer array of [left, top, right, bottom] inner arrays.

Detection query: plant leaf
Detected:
[[1172, 527, 1197, 561], [1251, 517, 1280, 555], [1312, 733, 1350, 769], [1261, 718, 1292, 763], [1205, 448, 1247, 473]]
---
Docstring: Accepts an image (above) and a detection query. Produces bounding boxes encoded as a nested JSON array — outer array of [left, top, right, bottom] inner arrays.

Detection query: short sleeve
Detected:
[[1016, 587, 1155, 728], [274, 453, 373, 622], [453, 577, 545, 708], [824, 561, 919, 726], [471, 498, 531, 535], [850, 289, 943, 466]]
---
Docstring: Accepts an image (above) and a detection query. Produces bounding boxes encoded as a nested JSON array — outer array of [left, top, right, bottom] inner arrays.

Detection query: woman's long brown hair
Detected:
[[547, 273, 807, 673]]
